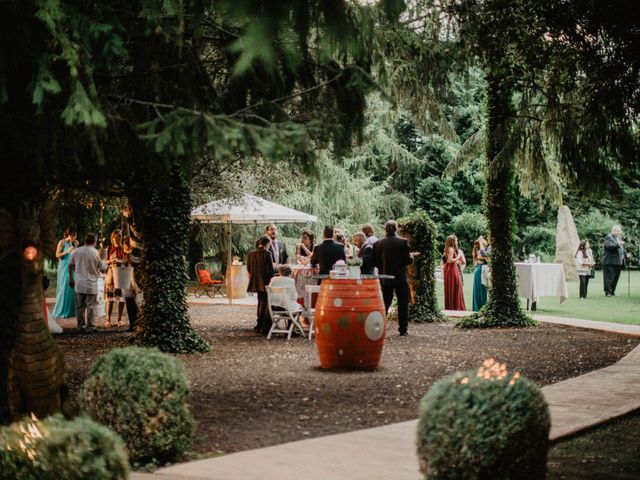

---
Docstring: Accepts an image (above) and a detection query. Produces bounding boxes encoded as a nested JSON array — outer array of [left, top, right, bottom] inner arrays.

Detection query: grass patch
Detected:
[[436, 270, 640, 325], [547, 410, 640, 479]]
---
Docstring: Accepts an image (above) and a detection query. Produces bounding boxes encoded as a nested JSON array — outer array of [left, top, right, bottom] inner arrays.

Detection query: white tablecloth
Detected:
[[515, 262, 568, 308]]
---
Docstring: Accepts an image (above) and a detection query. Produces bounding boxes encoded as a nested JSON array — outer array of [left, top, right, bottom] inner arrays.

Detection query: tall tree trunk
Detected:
[[130, 160, 209, 353], [459, 70, 534, 328]]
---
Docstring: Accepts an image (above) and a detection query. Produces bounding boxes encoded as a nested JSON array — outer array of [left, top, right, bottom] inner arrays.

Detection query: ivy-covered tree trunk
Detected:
[[130, 161, 209, 353], [459, 71, 534, 328], [399, 210, 446, 322]]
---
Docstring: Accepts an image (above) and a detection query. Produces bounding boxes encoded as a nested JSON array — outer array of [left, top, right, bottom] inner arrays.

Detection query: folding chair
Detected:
[[194, 262, 225, 298], [303, 284, 321, 341], [266, 286, 305, 340]]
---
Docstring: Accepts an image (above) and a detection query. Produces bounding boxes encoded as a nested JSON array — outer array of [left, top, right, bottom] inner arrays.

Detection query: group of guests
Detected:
[[52, 227, 140, 332], [441, 234, 490, 312], [247, 222, 417, 336]]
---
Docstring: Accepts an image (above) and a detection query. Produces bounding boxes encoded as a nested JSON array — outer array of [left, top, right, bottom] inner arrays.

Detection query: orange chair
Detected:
[[194, 263, 225, 298]]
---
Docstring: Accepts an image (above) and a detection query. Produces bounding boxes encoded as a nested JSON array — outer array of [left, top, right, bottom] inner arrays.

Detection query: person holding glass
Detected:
[[296, 230, 315, 265]]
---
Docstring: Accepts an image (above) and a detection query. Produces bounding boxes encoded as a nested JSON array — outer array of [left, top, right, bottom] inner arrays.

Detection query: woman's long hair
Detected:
[[443, 235, 457, 259], [472, 237, 487, 265], [575, 239, 589, 257], [110, 229, 122, 247]]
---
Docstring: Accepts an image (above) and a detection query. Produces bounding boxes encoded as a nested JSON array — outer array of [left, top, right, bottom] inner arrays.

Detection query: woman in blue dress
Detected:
[[52, 227, 78, 319], [472, 236, 489, 311]]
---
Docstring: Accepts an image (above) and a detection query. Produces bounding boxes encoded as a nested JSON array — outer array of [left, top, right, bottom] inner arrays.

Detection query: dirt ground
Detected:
[[56, 304, 639, 457]]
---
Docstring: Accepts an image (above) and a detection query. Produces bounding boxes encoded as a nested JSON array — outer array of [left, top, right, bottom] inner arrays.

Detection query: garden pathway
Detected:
[[130, 316, 640, 480]]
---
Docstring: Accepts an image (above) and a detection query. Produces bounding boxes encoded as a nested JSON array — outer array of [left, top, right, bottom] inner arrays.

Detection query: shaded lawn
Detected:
[[439, 270, 640, 325]]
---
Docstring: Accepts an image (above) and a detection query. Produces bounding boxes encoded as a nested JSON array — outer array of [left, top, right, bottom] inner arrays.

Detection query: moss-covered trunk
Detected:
[[459, 71, 534, 328]]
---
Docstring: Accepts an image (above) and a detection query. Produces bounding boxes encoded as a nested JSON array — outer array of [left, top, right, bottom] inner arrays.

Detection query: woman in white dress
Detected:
[[575, 240, 595, 299]]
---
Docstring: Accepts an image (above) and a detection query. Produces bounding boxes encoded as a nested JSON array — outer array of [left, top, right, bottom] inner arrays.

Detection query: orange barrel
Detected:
[[314, 278, 387, 370]]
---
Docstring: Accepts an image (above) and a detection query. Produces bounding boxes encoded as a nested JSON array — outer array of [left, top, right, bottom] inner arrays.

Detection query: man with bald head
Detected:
[[603, 225, 626, 296]]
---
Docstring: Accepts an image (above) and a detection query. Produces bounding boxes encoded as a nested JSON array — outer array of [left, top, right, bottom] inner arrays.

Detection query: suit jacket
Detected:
[[247, 248, 275, 293], [358, 244, 375, 275], [268, 239, 289, 265], [373, 234, 413, 285], [310, 239, 346, 275], [603, 234, 625, 266]]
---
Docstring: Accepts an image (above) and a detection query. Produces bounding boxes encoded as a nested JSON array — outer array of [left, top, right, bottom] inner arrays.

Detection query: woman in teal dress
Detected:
[[472, 237, 489, 311], [52, 227, 78, 319]]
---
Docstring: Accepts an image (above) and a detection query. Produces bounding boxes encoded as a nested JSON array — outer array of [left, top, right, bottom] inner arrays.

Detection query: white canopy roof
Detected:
[[191, 194, 317, 224]]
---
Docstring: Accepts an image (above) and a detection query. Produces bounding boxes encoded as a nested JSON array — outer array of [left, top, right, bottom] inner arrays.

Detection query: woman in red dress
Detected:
[[443, 235, 467, 310]]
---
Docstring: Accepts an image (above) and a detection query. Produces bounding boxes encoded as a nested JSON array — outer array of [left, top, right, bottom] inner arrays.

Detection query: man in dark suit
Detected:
[[266, 224, 288, 265], [603, 225, 626, 296], [247, 235, 276, 334], [310, 226, 346, 275], [373, 220, 414, 336], [352, 232, 375, 275]]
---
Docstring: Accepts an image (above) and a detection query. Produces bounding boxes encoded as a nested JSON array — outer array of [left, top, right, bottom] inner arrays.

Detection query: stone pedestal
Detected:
[[555, 205, 580, 281]]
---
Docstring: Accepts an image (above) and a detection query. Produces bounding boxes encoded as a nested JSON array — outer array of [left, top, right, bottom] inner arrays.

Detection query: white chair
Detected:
[[266, 286, 305, 340], [303, 285, 321, 341]]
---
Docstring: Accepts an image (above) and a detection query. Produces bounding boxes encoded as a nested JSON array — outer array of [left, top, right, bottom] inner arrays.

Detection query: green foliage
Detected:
[[417, 363, 550, 479], [79, 347, 193, 468], [414, 178, 463, 231], [131, 161, 209, 354], [398, 210, 445, 322], [517, 225, 556, 259], [449, 212, 487, 254], [0, 414, 128, 480]]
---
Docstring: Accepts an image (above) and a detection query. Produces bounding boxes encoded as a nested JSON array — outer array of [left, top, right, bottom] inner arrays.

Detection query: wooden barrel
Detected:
[[314, 278, 387, 370]]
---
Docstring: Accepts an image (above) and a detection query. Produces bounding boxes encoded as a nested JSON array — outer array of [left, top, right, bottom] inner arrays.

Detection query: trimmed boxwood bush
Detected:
[[0, 414, 128, 480], [417, 359, 550, 479], [79, 346, 194, 467]]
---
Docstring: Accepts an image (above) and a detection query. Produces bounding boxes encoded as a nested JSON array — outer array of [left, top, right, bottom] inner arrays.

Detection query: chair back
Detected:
[[197, 269, 213, 285]]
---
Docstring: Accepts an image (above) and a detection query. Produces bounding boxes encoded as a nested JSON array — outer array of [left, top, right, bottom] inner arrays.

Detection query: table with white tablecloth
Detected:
[[515, 262, 569, 310], [291, 266, 319, 307]]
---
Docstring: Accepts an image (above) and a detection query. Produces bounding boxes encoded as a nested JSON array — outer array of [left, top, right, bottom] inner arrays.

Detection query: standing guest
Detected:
[[247, 235, 276, 334], [310, 226, 346, 275], [335, 232, 354, 258], [268, 265, 303, 313], [105, 230, 125, 327], [576, 239, 595, 299], [443, 235, 467, 310], [266, 224, 289, 266], [68, 233, 108, 332], [296, 230, 315, 264], [52, 227, 78, 320], [603, 225, 626, 296], [122, 237, 139, 331], [373, 220, 415, 336], [352, 232, 374, 275], [471, 237, 489, 311], [360, 224, 379, 249]]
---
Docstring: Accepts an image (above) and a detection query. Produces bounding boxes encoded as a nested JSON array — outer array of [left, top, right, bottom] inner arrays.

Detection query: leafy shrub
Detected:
[[517, 225, 556, 259], [415, 177, 463, 232], [79, 347, 194, 467], [0, 414, 128, 480], [417, 359, 550, 479], [449, 211, 487, 255]]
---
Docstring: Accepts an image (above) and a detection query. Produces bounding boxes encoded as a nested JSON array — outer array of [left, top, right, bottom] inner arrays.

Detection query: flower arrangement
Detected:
[[346, 256, 363, 267]]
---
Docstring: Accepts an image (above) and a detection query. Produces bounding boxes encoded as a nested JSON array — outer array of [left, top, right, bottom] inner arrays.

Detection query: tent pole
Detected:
[[227, 223, 233, 305]]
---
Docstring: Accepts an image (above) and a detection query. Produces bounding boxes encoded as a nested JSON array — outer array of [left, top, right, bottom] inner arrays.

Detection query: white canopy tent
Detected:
[[191, 194, 317, 304]]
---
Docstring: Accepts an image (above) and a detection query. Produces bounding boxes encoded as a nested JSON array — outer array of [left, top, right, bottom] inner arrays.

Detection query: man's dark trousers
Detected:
[[256, 292, 272, 333], [382, 282, 409, 334], [603, 265, 622, 295]]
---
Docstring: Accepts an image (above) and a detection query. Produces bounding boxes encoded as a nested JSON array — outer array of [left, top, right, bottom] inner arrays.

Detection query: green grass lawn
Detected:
[[435, 269, 640, 325]]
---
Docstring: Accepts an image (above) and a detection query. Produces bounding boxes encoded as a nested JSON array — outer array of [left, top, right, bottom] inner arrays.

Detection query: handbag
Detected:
[[589, 269, 596, 279]]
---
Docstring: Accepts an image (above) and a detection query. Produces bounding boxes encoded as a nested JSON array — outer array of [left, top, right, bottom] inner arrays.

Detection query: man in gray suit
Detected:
[[602, 225, 626, 296]]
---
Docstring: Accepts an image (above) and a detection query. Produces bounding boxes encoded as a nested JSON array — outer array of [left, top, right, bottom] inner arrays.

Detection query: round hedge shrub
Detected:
[[417, 360, 550, 480], [0, 414, 128, 480], [79, 346, 194, 467]]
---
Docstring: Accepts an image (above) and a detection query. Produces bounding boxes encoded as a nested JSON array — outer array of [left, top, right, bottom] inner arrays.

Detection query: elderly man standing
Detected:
[[373, 220, 414, 336], [352, 232, 375, 275], [603, 225, 626, 296], [68, 233, 108, 332]]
